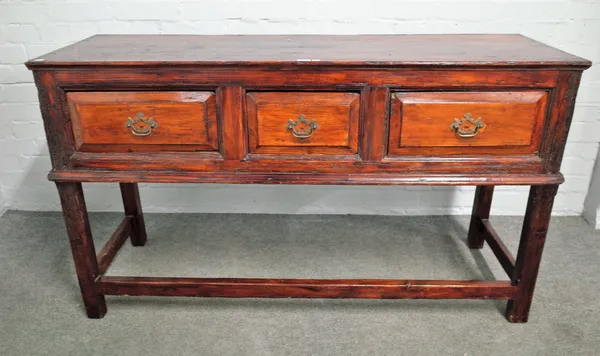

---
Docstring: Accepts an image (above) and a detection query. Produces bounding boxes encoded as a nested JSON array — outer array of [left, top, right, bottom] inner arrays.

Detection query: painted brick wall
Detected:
[[1, 0, 599, 216]]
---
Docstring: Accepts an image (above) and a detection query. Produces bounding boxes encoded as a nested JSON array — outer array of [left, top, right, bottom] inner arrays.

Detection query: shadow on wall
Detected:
[[583, 145, 600, 228], [8, 143, 472, 215]]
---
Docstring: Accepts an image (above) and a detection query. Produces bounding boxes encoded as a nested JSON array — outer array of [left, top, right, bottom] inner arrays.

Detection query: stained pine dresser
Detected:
[[26, 35, 591, 322]]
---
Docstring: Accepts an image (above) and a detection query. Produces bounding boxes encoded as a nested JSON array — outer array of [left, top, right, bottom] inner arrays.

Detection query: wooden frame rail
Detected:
[[481, 218, 516, 278], [93, 215, 520, 301], [56, 182, 561, 323], [48, 170, 565, 186], [97, 217, 132, 275], [96, 276, 517, 299]]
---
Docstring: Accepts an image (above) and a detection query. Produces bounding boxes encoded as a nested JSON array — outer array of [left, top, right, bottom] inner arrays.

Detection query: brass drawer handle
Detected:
[[126, 112, 158, 136], [287, 114, 319, 139], [450, 113, 485, 138]]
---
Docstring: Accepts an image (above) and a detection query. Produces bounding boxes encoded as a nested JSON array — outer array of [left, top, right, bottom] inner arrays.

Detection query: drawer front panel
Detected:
[[67, 91, 219, 152], [246, 92, 360, 155], [388, 91, 548, 156]]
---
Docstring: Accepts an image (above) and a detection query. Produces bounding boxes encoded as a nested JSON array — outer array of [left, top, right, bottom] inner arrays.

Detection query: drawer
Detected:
[[388, 91, 548, 156], [67, 91, 219, 152], [246, 92, 360, 155]]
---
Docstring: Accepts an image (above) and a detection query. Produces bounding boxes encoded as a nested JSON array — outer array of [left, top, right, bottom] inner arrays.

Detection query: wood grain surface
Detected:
[[47, 170, 565, 186], [67, 91, 219, 152], [26, 35, 591, 68], [247, 92, 360, 155], [27, 35, 590, 321], [389, 91, 548, 155], [96, 276, 518, 299]]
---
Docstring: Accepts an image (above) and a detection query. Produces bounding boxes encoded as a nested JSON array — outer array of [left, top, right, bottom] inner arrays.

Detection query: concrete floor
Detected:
[[0, 211, 598, 355]]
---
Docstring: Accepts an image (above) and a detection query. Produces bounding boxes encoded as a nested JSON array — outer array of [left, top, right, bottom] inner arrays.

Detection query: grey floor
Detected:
[[0, 211, 599, 355]]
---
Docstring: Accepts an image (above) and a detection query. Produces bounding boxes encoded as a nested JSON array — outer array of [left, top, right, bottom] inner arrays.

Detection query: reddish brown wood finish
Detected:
[[246, 92, 360, 155], [33, 71, 74, 169], [27, 35, 590, 322], [32, 66, 562, 176], [218, 86, 247, 161], [96, 276, 517, 299], [119, 183, 147, 246], [67, 91, 219, 152], [97, 217, 131, 275], [49, 67, 561, 89], [67, 152, 543, 175], [389, 91, 547, 156], [26, 35, 590, 68], [481, 218, 516, 278], [467, 186, 495, 248], [506, 185, 559, 323], [361, 87, 389, 161], [56, 182, 106, 318], [47, 170, 565, 186], [539, 72, 584, 173]]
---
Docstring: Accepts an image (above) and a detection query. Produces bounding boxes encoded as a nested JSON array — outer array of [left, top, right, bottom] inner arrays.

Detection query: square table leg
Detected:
[[119, 183, 147, 247], [56, 182, 107, 318], [505, 184, 559, 323], [467, 186, 495, 249]]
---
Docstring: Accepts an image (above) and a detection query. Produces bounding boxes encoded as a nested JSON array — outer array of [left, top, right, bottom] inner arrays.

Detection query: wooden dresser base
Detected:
[[56, 180, 557, 323], [29, 34, 589, 323]]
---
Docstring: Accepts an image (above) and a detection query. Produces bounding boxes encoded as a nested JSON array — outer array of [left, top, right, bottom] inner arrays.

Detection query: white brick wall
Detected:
[[1, 0, 600, 217]]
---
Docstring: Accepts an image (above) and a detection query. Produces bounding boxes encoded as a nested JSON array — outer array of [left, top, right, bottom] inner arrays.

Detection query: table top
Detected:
[[26, 34, 590, 68]]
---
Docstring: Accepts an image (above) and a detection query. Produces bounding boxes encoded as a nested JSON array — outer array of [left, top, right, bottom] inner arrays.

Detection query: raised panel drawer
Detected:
[[67, 91, 219, 152], [246, 92, 360, 155], [388, 91, 548, 156]]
